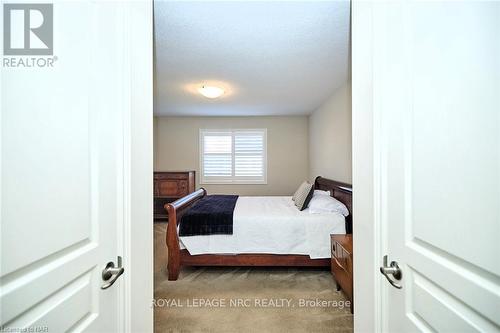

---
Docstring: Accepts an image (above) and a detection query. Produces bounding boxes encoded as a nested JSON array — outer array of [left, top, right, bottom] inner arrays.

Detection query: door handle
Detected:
[[380, 255, 402, 289], [101, 256, 124, 290]]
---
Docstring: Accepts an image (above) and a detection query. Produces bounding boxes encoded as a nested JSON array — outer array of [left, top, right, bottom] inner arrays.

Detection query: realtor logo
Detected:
[[3, 3, 53, 55]]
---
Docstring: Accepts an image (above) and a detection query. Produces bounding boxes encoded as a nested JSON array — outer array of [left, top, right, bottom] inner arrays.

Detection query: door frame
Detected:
[[119, 1, 154, 332], [128, 1, 388, 332], [352, 1, 384, 332]]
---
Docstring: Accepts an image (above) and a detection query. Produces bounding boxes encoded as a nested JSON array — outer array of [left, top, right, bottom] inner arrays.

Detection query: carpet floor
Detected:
[[154, 223, 353, 333]]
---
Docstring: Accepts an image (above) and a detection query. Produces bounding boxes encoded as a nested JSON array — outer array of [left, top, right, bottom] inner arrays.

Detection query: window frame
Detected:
[[199, 128, 268, 185]]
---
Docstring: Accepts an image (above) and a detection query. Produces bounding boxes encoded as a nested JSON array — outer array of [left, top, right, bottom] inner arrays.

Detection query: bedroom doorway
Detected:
[[152, 0, 354, 332]]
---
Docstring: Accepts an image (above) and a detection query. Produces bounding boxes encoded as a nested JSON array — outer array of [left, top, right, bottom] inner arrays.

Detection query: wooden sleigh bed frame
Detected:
[[165, 176, 352, 281]]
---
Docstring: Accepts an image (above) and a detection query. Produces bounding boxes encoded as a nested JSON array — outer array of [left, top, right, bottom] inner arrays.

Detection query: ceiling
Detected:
[[154, 1, 350, 116]]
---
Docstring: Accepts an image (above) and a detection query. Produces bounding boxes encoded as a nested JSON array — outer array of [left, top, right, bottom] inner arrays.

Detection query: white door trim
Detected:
[[121, 1, 154, 332], [117, 3, 131, 331], [352, 1, 383, 332], [120, 2, 133, 331]]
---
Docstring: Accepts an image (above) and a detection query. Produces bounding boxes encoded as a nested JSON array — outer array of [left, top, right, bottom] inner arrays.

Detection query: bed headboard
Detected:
[[314, 176, 353, 234]]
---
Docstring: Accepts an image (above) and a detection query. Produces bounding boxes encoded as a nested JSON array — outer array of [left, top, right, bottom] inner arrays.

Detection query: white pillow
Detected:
[[313, 189, 331, 196], [308, 194, 349, 216]]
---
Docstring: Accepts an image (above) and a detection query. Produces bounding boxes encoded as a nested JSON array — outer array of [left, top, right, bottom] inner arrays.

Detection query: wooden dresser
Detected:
[[154, 171, 195, 221], [331, 234, 353, 313]]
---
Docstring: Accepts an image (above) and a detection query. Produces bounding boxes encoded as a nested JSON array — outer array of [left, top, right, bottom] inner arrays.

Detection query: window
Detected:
[[200, 129, 267, 184]]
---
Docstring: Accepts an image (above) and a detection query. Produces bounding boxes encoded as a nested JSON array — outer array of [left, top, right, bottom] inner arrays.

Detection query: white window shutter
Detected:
[[234, 131, 265, 179], [202, 133, 232, 178], [200, 129, 267, 184]]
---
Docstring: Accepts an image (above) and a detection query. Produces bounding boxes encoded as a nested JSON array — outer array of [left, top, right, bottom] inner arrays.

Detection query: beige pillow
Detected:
[[293, 182, 314, 211], [292, 181, 308, 201]]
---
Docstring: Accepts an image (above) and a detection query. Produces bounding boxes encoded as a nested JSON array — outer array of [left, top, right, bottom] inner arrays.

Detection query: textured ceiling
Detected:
[[154, 1, 350, 116]]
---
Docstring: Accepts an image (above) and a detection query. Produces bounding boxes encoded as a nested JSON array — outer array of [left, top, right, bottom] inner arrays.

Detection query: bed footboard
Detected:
[[165, 188, 206, 280]]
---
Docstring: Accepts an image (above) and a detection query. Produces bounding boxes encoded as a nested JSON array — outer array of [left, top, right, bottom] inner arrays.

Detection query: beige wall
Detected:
[[154, 116, 309, 196], [309, 82, 352, 183], [153, 117, 158, 171]]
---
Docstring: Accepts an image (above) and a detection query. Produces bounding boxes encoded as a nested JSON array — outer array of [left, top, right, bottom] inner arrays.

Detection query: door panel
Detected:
[[1, 1, 128, 331], [410, 0, 500, 276], [411, 271, 497, 332], [1, 3, 93, 276], [406, 2, 500, 329], [377, 1, 500, 331]]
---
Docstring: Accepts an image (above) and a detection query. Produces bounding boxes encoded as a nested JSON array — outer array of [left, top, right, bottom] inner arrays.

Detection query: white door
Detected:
[[376, 1, 500, 331], [1, 2, 139, 331]]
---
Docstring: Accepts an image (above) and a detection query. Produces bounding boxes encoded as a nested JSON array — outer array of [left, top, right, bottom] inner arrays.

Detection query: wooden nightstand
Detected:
[[331, 234, 353, 313]]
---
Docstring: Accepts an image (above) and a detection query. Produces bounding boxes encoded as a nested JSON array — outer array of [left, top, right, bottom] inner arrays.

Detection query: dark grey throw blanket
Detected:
[[179, 195, 239, 236]]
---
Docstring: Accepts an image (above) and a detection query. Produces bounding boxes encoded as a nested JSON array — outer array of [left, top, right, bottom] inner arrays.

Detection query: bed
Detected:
[[165, 176, 352, 281]]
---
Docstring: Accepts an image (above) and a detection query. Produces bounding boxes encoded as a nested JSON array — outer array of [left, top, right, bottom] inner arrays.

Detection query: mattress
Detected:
[[179, 196, 346, 259]]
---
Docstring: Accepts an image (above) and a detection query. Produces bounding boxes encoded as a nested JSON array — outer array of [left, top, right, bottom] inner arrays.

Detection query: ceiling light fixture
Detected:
[[198, 85, 225, 99]]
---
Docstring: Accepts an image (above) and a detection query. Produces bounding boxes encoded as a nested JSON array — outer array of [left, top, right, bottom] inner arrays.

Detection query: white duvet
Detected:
[[179, 196, 346, 259]]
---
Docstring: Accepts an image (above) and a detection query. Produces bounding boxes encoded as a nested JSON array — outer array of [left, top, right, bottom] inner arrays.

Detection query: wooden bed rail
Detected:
[[166, 188, 206, 212], [164, 188, 206, 280]]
